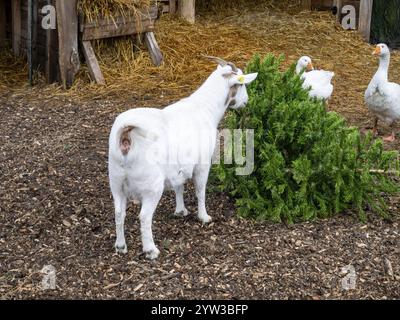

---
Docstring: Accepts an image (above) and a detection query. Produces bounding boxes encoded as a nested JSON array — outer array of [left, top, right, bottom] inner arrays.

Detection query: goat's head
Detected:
[[204, 55, 258, 109]]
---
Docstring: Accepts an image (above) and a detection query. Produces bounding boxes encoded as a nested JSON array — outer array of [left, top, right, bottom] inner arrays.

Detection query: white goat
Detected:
[[108, 56, 258, 259]]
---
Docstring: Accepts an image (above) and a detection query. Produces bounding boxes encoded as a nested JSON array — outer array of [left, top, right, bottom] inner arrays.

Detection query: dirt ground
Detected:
[[1, 6, 400, 299]]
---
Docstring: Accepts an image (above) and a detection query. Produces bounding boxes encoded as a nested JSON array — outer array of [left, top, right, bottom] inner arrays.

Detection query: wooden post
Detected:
[[301, 0, 312, 10], [32, 0, 38, 67], [0, 0, 6, 47], [359, 0, 373, 42], [28, 0, 33, 85], [12, 0, 21, 55], [144, 32, 163, 66], [46, 0, 59, 83], [169, 0, 177, 14], [333, 0, 343, 22], [81, 40, 105, 85], [178, 0, 195, 24], [56, 0, 80, 89]]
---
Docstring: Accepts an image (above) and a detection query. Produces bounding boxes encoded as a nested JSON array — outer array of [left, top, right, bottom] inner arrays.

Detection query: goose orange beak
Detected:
[[373, 46, 381, 56], [307, 62, 314, 71]]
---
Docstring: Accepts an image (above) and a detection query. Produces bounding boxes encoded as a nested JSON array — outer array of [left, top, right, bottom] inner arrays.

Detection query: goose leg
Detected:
[[383, 130, 396, 142], [372, 117, 379, 137]]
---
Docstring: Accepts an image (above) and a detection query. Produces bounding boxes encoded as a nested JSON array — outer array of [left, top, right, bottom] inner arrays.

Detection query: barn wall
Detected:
[[311, 0, 333, 10], [0, 0, 14, 48], [338, 0, 360, 26], [370, 0, 400, 49], [18, 0, 59, 80]]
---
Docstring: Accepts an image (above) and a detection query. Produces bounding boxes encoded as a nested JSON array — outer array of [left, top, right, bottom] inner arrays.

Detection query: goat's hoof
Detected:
[[144, 247, 160, 260], [199, 214, 212, 224], [115, 243, 128, 254], [174, 208, 189, 217]]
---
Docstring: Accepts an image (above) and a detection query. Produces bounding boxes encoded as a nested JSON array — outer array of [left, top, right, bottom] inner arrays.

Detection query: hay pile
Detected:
[[78, 0, 157, 22], [0, 49, 27, 91], [196, 0, 303, 15]]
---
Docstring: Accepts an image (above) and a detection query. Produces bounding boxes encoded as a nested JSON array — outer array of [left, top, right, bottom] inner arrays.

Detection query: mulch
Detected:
[[0, 94, 399, 299], [0, 4, 400, 299]]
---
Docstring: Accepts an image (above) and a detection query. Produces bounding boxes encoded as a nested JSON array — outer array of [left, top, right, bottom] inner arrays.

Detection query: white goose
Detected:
[[365, 43, 400, 142], [296, 56, 334, 101]]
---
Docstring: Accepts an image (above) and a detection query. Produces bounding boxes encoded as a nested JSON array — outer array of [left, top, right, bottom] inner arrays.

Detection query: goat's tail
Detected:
[[118, 125, 135, 156]]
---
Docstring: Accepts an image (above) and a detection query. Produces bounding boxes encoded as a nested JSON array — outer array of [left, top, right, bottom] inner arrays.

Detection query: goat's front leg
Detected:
[[194, 165, 212, 224], [140, 192, 162, 260], [114, 193, 128, 254], [173, 184, 189, 217]]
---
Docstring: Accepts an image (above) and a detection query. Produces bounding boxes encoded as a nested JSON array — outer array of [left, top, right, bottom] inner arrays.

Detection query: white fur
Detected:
[[108, 64, 258, 259]]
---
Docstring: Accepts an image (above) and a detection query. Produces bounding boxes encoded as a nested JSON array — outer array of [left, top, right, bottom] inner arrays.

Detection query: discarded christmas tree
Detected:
[[215, 54, 399, 223]]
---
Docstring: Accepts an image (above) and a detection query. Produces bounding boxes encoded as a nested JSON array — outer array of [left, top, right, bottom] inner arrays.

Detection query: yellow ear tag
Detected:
[[238, 75, 245, 84]]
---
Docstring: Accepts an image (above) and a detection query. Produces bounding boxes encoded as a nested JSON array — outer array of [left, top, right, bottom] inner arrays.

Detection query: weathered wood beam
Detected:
[[301, 0, 312, 10], [80, 6, 159, 41], [0, 0, 6, 47], [56, 0, 80, 89], [144, 32, 163, 66], [169, 0, 177, 14], [27, 0, 33, 85], [178, 0, 195, 24], [82, 20, 155, 41], [12, 0, 21, 55], [80, 6, 159, 29], [81, 40, 105, 85], [359, 0, 373, 42], [46, 0, 59, 83]]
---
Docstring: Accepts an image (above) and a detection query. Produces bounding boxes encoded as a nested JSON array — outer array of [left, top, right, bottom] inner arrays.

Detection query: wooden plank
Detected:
[[81, 40, 105, 85], [28, 0, 33, 84], [144, 31, 163, 66], [160, 0, 176, 13], [12, 0, 21, 55], [178, 0, 195, 24], [359, 0, 373, 41], [169, 0, 177, 14], [32, 0, 38, 70], [311, 0, 334, 10], [56, 0, 80, 89], [333, 0, 343, 21], [301, 0, 312, 10], [46, 0, 59, 83], [0, 0, 6, 47], [82, 20, 155, 41], [80, 6, 159, 40], [80, 6, 159, 29]]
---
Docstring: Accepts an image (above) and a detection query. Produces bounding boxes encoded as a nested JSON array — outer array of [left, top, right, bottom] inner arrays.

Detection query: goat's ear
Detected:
[[229, 73, 258, 85]]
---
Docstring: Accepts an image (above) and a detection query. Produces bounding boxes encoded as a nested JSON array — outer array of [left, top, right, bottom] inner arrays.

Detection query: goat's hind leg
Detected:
[[113, 191, 128, 254], [173, 184, 189, 217], [140, 191, 163, 260]]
